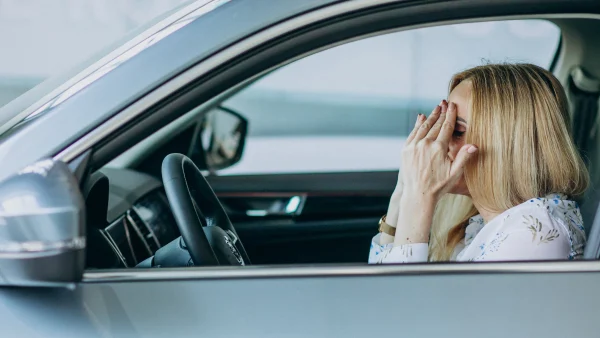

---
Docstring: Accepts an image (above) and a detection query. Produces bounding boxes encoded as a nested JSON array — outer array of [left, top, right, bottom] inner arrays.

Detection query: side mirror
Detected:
[[191, 106, 248, 172], [0, 160, 85, 287]]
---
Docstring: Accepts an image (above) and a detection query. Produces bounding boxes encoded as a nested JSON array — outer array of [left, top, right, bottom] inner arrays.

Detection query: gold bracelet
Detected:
[[378, 214, 396, 236]]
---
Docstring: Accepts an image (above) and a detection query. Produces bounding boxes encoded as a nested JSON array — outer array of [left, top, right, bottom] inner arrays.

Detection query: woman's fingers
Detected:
[[436, 101, 456, 147], [425, 100, 448, 140], [406, 113, 426, 144], [413, 105, 441, 142], [449, 144, 478, 179]]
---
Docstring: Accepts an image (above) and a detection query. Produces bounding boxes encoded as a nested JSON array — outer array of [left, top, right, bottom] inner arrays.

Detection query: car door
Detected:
[[80, 1, 599, 336], [1, 263, 595, 338], [3, 1, 600, 338]]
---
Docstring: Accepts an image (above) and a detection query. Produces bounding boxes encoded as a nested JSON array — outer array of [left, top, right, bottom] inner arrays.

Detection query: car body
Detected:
[[1, 0, 600, 337]]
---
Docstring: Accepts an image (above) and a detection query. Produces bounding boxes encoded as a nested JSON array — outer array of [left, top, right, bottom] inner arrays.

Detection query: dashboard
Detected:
[[90, 168, 180, 268]]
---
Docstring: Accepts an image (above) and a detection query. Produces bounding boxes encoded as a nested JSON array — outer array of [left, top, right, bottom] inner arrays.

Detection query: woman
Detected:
[[370, 63, 589, 263]]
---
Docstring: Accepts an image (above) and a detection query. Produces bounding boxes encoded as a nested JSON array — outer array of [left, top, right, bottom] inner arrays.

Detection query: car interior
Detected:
[[78, 13, 600, 269]]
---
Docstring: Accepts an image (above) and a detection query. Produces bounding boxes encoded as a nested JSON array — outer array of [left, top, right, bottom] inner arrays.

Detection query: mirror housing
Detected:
[[0, 159, 85, 287], [191, 106, 248, 173]]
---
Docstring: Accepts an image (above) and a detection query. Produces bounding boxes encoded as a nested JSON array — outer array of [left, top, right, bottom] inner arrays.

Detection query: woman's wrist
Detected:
[[393, 192, 437, 245]]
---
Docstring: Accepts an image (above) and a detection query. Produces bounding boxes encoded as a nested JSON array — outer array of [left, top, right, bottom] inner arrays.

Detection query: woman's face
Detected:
[[446, 80, 472, 196]]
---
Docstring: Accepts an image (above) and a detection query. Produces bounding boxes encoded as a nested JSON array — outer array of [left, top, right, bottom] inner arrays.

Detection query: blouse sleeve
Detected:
[[468, 207, 571, 261], [368, 233, 429, 264]]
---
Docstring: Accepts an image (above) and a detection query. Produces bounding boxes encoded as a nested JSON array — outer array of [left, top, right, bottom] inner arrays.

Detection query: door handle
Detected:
[[245, 195, 305, 217], [218, 194, 307, 218]]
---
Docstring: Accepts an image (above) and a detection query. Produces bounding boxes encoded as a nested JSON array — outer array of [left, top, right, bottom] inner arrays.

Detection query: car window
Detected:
[[218, 19, 560, 175]]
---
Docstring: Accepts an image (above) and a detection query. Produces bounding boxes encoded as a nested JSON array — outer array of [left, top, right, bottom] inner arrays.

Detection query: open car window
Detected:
[[218, 20, 561, 176], [96, 16, 592, 271]]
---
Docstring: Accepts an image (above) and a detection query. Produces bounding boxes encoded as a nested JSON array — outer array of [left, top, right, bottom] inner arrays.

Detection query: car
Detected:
[[0, 0, 600, 337]]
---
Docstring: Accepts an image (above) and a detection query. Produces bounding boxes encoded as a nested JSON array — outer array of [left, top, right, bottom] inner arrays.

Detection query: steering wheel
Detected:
[[161, 153, 250, 266]]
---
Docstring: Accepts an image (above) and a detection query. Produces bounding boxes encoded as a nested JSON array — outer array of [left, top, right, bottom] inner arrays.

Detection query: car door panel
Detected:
[[3, 268, 598, 337], [207, 172, 396, 264]]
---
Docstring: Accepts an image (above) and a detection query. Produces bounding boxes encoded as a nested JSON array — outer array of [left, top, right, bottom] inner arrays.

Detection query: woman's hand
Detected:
[[381, 110, 432, 243], [392, 101, 478, 246], [383, 109, 431, 237], [401, 101, 478, 201]]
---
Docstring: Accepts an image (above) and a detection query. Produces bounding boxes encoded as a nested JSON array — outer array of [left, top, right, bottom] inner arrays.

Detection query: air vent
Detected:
[[127, 210, 160, 253]]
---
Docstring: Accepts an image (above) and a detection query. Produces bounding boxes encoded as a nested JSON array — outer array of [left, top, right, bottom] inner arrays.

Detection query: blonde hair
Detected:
[[428, 63, 589, 261]]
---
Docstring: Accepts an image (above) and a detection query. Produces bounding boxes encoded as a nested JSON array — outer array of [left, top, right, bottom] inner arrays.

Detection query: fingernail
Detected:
[[467, 145, 478, 154], [449, 102, 455, 110]]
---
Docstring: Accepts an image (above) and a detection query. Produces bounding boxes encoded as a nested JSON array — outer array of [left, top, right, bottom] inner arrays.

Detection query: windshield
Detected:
[[0, 0, 196, 110]]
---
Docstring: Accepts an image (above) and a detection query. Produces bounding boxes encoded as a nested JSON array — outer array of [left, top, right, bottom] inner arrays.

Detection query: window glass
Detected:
[[219, 20, 560, 175]]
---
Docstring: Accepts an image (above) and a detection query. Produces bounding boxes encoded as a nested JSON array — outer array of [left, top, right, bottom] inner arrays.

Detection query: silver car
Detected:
[[0, 0, 600, 337]]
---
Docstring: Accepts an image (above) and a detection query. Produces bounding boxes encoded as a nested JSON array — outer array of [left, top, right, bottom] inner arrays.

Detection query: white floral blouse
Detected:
[[369, 193, 586, 263]]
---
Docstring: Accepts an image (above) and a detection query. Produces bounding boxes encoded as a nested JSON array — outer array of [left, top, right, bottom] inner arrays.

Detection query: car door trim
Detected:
[[82, 260, 600, 283], [53, 0, 600, 163]]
